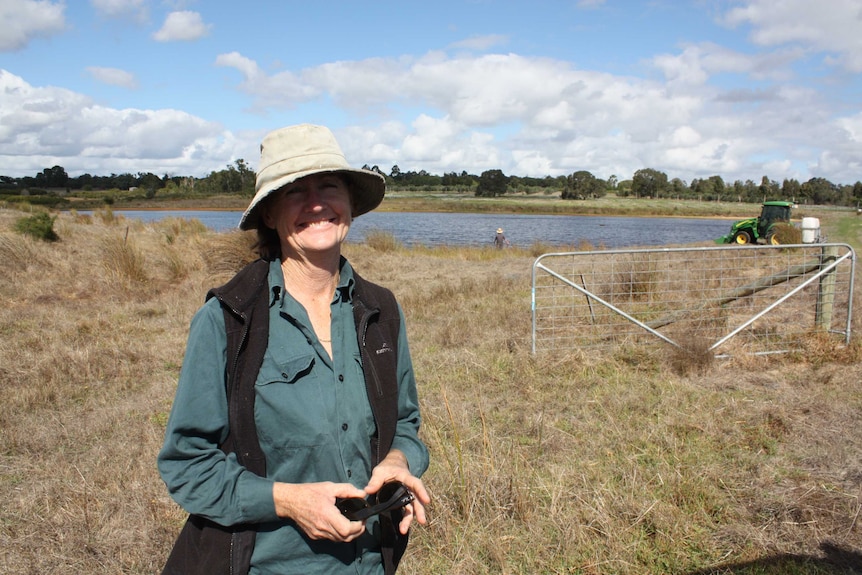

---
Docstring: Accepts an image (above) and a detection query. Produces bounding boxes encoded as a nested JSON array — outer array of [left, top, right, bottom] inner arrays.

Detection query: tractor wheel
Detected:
[[733, 231, 752, 244], [767, 232, 780, 245]]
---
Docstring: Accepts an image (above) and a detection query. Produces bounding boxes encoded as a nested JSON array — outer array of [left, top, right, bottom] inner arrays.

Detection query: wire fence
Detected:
[[531, 243, 856, 356]]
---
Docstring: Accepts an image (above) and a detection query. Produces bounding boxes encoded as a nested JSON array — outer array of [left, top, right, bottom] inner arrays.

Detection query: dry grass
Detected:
[[1, 208, 861, 574], [773, 222, 804, 245]]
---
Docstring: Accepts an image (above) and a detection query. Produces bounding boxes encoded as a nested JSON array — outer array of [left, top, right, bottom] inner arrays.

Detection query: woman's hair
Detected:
[[252, 173, 356, 261], [254, 221, 281, 261]]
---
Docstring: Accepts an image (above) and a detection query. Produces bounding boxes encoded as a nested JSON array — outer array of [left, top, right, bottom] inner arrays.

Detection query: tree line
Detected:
[[2, 161, 861, 208], [0, 160, 257, 198]]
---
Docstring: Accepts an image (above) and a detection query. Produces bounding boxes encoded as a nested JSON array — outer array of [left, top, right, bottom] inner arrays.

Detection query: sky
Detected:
[[1, 0, 861, 186]]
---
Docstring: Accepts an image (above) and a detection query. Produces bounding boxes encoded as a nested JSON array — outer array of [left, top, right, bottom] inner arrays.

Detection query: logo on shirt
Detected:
[[376, 341, 393, 355]]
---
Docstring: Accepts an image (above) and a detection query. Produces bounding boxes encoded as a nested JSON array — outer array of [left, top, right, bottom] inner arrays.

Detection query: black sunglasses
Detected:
[[336, 481, 415, 521]]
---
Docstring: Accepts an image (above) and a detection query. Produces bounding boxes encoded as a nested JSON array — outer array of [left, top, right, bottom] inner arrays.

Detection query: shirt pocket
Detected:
[[255, 352, 331, 450], [264, 353, 315, 384]]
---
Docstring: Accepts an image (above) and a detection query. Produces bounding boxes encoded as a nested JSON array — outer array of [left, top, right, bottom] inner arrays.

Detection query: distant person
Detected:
[[494, 227, 510, 248], [158, 124, 430, 575]]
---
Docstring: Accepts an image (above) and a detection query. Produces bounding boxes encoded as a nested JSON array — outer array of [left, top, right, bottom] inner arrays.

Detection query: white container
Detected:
[[801, 217, 820, 243]]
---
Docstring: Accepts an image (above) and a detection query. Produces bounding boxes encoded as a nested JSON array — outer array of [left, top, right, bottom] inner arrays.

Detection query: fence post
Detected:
[[815, 245, 838, 331]]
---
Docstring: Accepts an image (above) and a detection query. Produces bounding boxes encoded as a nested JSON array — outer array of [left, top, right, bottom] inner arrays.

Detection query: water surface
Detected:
[[95, 209, 732, 249]]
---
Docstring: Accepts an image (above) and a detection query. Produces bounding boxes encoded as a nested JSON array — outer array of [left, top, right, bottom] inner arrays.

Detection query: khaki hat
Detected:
[[239, 124, 385, 230], [497, 228, 504, 234]]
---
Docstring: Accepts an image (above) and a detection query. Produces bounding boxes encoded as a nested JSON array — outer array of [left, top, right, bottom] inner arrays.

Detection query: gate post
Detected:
[[816, 245, 838, 331]]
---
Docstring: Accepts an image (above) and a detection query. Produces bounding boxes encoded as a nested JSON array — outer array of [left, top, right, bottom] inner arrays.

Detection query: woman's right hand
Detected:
[[272, 481, 368, 542]]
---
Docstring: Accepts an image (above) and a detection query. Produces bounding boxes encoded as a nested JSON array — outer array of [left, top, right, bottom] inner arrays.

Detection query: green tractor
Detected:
[[717, 200, 796, 245]]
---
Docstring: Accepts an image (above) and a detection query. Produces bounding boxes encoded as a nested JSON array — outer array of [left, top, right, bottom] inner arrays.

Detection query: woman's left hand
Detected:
[[365, 449, 430, 534]]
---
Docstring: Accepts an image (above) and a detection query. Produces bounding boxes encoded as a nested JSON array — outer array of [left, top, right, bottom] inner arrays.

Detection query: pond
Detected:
[[87, 209, 733, 249]]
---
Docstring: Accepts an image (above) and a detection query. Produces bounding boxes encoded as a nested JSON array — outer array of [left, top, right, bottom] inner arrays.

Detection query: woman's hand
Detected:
[[272, 481, 368, 542], [365, 449, 431, 534]]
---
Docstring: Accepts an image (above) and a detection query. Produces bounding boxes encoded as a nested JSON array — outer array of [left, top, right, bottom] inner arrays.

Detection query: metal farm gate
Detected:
[[531, 243, 855, 356]]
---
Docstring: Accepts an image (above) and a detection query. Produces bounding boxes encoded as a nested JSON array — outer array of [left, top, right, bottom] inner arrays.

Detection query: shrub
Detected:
[[14, 212, 59, 242]]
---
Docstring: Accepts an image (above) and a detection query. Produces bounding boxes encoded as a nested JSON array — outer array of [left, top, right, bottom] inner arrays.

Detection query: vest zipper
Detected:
[[357, 305, 385, 466], [358, 308, 384, 399]]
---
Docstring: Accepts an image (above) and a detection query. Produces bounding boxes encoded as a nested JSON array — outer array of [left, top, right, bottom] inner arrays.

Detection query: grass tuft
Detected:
[[0, 232, 44, 270], [158, 216, 209, 243], [100, 232, 148, 285], [364, 229, 403, 252], [200, 230, 258, 279], [94, 206, 118, 225], [666, 334, 715, 376]]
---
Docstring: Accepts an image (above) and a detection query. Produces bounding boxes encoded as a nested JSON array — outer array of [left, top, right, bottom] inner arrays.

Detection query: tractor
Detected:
[[716, 200, 796, 245]]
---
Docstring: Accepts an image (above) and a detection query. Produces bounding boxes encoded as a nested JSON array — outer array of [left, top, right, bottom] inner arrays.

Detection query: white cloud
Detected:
[[724, 0, 862, 72], [338, 122, 406, 170], [0, 0, 65, 52], [86, 66, 138, 89], [215, 52, 261, 80], [652, 42, 800, 88], [153, 11, 212, 42], [0, 70, 239, 177], [216, 51, 324, 108], [668, 126, 702, 147], [210, 46, 862, 183], [837, 112, 862, 142]]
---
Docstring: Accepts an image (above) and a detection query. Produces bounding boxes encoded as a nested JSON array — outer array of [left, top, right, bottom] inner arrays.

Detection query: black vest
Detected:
[[162, 258, 408, 575]]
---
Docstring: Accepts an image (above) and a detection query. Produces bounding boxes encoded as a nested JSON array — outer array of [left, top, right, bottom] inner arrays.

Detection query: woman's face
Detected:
[[262, 173, 352, 259]]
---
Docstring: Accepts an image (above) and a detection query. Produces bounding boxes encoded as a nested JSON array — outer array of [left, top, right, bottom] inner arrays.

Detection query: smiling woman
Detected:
[[158, 124, 431, 575]]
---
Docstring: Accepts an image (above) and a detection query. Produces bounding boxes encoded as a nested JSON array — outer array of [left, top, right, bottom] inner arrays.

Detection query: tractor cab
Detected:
[[756, 201, 794, 238]]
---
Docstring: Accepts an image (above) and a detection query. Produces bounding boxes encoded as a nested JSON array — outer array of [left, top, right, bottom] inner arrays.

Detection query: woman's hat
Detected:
[[497, 228, 504, 234], [239, 124, 385, 230]]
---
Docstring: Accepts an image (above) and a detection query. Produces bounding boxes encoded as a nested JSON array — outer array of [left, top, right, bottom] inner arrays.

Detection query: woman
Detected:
[[494, 227, 510, 248], [158, 124, 430, 575]]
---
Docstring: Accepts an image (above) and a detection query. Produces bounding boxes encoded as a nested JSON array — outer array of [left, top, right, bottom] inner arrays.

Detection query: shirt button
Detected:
[[347, 469, 352, 477], [338, 374, 344, 382], [342, 423, 349, 431]]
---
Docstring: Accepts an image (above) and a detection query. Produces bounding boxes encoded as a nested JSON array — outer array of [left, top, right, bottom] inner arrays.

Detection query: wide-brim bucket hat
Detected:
[[239, 124, 385, 230]]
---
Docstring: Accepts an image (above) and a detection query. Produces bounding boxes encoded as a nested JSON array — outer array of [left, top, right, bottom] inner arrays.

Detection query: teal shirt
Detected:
[[158, 259, 429, 575]]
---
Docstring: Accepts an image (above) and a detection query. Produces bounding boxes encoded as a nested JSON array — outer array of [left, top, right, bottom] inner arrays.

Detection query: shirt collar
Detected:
[[336, 256, 356, 303], [268, 257, 356, 309]]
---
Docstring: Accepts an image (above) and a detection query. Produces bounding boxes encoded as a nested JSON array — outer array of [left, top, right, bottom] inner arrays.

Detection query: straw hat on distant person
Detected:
[[239, 124, 385, 230]]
